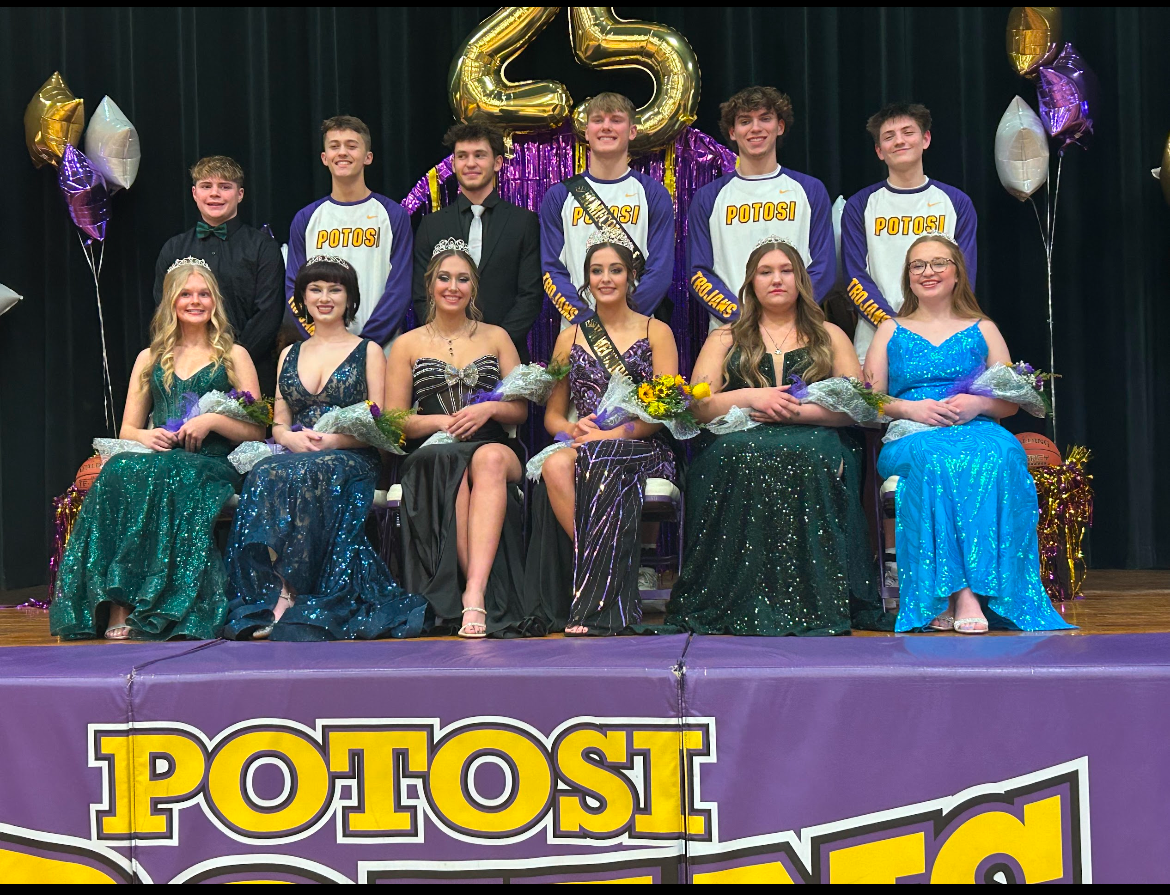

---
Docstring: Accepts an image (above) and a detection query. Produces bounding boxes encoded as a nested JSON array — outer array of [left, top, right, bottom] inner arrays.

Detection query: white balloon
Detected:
[[84, 96, 141, 191], [995, 96, 1050, 201], [0, 282, 22, 318]]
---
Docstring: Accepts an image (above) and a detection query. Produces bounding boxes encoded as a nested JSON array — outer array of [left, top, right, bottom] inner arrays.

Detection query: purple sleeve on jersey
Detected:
[[687, 176, 741, 323], [630, 172, 675, 316], [937, 183, 978, 289], [285, 202, 319, 337], [792, 171, 835, 303], [841, 184, 898, 325], [539, 183, 593, 323], [360, 197, 414, 345]]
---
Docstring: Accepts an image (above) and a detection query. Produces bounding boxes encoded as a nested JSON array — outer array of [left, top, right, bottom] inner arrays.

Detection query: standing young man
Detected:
[[154, 155, 285, 392], [539, 93, 675, 325], [412, 122, 542, 360], [285, 116, 412, 346], [688, 86, 834, 328], [842, 102, 977, 360]]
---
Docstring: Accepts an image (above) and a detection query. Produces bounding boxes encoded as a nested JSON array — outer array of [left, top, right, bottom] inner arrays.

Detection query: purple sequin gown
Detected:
[[522, 337, 675, 635]]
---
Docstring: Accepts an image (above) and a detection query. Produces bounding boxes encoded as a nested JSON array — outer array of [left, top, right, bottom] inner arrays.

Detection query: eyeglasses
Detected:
[[908, 258, 955, 276]]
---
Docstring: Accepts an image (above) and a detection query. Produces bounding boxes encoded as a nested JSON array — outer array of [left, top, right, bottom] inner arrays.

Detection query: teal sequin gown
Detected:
[[49, 363, 241, 640], [877, 322, 1073, 632], [222, 340, 429, 641], [665, 348, 890, 635]]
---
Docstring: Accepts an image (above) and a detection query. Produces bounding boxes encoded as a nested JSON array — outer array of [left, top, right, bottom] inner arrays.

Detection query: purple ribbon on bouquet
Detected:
[[467, 383, 507, 405], [163, 392, 200, 432], [945, 364, 994, 399]]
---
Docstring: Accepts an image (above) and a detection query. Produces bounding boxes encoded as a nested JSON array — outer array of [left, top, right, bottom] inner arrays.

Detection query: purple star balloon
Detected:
[[1036, 43, 1098, 151], [58, 144, 110, 241]]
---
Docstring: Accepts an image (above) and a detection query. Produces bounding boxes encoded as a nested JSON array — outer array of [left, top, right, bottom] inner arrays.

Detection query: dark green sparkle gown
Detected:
[[49, 363, 242, 640], [665, 348, 891, 635]]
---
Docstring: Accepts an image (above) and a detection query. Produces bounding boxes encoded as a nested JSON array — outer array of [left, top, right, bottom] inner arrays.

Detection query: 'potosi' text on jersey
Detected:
[[539, 170, 675, 324], [285, 193, 413, 345], [841, 179, 977, 360], [688, 167, 835, 326]]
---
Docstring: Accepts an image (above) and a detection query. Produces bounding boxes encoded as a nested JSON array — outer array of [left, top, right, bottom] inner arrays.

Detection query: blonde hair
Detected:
[[423, 249, 483, 329], [724, 242, 834, 388], [141, 264, 237, 391], [582, 92, 637, 120], [899, 234, 987, 320], [189, 155, 244, 187]]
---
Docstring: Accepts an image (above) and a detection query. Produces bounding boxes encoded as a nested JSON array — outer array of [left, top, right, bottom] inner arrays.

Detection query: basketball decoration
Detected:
[[74, 454, 103, 491], [1017, 432, 1061, 468]]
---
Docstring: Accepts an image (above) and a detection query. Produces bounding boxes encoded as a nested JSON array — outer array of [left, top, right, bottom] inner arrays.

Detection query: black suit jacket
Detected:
[[412, 191, 543, 362]]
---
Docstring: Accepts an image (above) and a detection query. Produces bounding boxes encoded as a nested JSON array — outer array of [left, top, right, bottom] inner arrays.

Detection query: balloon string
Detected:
[[77, 233, 118, 435]]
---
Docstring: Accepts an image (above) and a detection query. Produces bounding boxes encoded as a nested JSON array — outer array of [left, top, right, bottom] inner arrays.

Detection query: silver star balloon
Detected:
[[84, 96, 140, 191], [0, 282, 21, 318]]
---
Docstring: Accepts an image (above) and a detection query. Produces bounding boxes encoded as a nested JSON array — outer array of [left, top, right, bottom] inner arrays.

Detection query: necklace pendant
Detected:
[[774, 349, 783, 355]]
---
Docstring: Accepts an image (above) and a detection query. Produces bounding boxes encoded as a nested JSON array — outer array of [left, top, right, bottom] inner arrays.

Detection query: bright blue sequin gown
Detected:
[[877, 322, 1073, 632], [222, 340, 429, 640]]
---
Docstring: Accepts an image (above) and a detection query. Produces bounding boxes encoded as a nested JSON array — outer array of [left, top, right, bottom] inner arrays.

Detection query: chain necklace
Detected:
[[429, 321, 473, 358], [761, 323, 796, 356]]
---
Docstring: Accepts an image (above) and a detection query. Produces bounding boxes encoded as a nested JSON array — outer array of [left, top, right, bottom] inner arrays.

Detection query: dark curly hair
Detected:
[[865, 102, 932, 145], [719, 86, 796, 151], [292, 258, 361, 327], [443, 120, 506, 159]]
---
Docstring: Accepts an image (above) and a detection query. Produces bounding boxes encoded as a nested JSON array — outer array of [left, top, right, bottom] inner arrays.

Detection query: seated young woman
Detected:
[[222, 257, 428, 641], [50, 260, 264, 640], [864, 233, 1073, 634], [666, 239, 889, 636], [523, 236, 678, 636], [385, 242, 528, 638]]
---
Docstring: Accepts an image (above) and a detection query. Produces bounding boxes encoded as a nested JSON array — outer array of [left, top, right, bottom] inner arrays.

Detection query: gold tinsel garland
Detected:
[[44, 484, 87, 604], [1030, 446, 1093, 601]]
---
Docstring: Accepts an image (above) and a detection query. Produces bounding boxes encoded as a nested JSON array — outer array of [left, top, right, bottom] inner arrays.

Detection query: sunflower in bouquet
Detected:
[[365, 400, 413, 450], [634, 374, 711, 427]]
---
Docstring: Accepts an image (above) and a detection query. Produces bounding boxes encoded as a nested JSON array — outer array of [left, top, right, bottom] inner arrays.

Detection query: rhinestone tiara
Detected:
[[752, 235, 794, 251], [585, 227, 635, 253], [919, 227, 958, 246], [432, 238, 471, 257], [166, 256, 211, 274], [306, 254, 352, 270]]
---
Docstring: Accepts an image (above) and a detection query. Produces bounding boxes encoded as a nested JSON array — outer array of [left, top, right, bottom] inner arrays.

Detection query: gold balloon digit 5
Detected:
[[569, 7, 700, 152], [448, 7, 572, 132]]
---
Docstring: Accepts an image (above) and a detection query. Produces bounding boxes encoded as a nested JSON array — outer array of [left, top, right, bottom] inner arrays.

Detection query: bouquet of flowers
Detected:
[[165, 389, 273, 432], [883, 360, 1055, 443], [311, 401, 413, 453], [526, 373, 709, 480], [419, 358, 572, 450], [704, 375, 888, 434], [94, 389, 274, 461]]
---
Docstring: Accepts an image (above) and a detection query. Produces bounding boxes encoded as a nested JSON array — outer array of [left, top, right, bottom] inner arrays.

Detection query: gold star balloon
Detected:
[[24, 72, 84, 168]]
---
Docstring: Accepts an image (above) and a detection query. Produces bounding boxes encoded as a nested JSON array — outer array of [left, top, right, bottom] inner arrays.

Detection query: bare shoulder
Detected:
[[230, 343, 252, 364], [647, 317, 675, 342], [822, 320, 849, 342], [976, 318, 1004, 340], [875, 318, 898, 338], [552, 324, 577, 356]]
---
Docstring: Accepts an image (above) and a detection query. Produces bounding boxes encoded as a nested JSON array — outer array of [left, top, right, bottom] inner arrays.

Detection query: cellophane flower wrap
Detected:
[[526, 373, 708, 481], [164, 389, 274, 432], [703, 375, 886, 434], [883, 361, 1055, 443], [467, 359, 570, 407], [228, 440, 287, 474], [92, 438, 154, 459], [313, 401, 412, 454]]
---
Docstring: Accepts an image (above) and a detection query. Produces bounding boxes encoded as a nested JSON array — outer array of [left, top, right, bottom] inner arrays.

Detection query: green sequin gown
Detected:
[[665, 348, 892, 635], [49, 363, 242, 640]]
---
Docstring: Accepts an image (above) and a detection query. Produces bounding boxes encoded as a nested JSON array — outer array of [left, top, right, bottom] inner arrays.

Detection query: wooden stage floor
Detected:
[[1, 570, 1168, 647]]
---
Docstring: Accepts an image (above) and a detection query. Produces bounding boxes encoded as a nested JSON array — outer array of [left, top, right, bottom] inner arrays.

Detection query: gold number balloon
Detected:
[[448, 7, 572, 132], [1160, 133, 1170, 208], [569, 7, 700, 152], [24, 71, 85, 168], [1006, 7, 1062, 78]]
